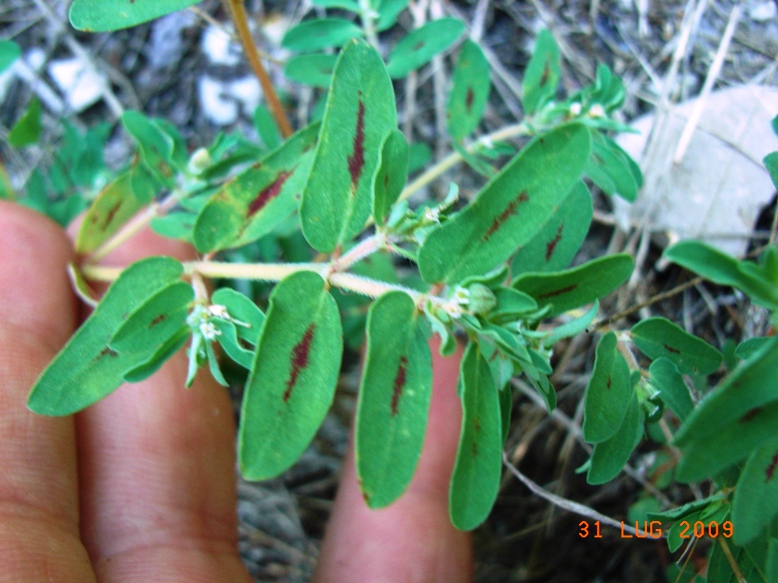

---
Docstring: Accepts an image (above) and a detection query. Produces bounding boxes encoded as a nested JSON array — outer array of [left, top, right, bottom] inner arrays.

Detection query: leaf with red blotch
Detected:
[[300, 39, 397, 253], [522, 29, 561, 115], [447, 40, 491, 141], [512, 253, 633, 317], [582, 331, 632, 444], [356, 291, 432, 508], [419, 123, 591, 285], [385, 18, 465, 79], [193, 123, 319, 254], [238, 271, 342, 480], [511, 180, 592, 275], [449, 341, 502, 531], [732, 435, 778, 546], [371, 129, 409, 227], [632, 317, 722, 375]]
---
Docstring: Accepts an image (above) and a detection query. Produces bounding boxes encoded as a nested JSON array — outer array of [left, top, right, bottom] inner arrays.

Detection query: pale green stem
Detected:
[[187, 261, 324, 281], [332, 234, 382, 272], [358, 0, 379, 47]]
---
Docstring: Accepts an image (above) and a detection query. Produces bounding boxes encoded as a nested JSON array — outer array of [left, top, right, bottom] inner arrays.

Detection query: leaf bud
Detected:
[[466, 283, 497, 315]]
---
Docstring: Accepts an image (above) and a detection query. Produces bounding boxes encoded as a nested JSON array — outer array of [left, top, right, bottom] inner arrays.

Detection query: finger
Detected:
[[0, 202, 96, 581], [75, 230, 252, 582], [313, 340, 473, 583]]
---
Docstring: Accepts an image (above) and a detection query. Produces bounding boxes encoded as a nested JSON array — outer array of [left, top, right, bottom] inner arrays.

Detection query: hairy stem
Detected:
[[227, 0, 293, 138]]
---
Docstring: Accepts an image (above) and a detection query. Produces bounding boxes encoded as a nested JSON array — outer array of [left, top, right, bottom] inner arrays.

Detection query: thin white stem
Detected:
[[187, 261, 325, 281], [333, 235, 381, 272], [503, 453, 647, 537]]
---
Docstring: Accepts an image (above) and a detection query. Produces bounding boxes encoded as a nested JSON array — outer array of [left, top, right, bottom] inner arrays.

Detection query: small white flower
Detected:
[[424, 207, 440, 222], [569, 102, 582, 116], [208, 304, 229, 319], [588, 104, 605, 118], [454, 286, 470, 306], [200, 321, 221, 341]]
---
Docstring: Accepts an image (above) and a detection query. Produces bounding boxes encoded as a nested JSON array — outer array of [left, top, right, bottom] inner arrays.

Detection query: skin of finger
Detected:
[[312, 340, 473, 583], [0, 202, 97, 582], [74, 230, 252, 582]]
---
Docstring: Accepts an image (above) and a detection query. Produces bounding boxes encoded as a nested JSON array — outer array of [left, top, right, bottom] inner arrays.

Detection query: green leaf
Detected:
[[677, 399, 778, 483], [282, 18, 364, 52], [356, 291, 432, 508], [238, 271, 342, 480], [28, 257, 184, 416], [284, 54, 338, 88], [587, 389, 641, 484], [110, 281, 193, 353], [522, 29, 561, 115], [512, 253, 633, 317], [300, 40, 397, 253], [769, 537, 778, 583], [499, 385, 513, 445], [732, 435, 778, 545], [511, 181, 593, 274], [449, 342, 502, 531], [386, 18, 465, 79], [735, 337, 771, 361], [447, 40, 491, 141], [764, 152, 778, 190], [584, 132, 642, 202], [674, 335, 778, 450], [419, 123, 591, 284], [375, 0, 409, 31], [76, 163, 156, 254], [69, 0, 202, 32], [253, 105, 281, 150], [122, 110, 179, 188], [408, 142, 432, 174], [123, 326, 191, 383], [0, 40, 21, 74], [631, 317, 722, 375], [489, 287, 538, 321], [211, 288, 265, 344], [8, 98, 42, 147], [542, 300, 599, 347], [582, 331, 633, 444], [150, 212, 196, 243], [649, 358, 693, 422], [664, 241, 778, 310], [194, 123, 319, 253], [372, 129, 409, 226]]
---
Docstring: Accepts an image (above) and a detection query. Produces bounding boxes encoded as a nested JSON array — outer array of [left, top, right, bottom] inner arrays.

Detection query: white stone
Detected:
[[47, 56, 103, 112], [201, 25, 241, 66], [198, 75, 237, 125]]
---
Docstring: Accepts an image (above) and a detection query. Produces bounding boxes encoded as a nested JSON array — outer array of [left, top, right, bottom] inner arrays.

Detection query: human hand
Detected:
[[0, 201, 473, 583]]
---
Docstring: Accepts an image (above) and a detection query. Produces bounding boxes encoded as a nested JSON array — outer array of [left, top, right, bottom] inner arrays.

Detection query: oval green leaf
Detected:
[[513, 253, 633, 317], [300, 39, 397, 253], [584, 132, 642, 202], [0, 40, 21, 74], [449, 342, 502, 531], [587, 389, 641, 485], [27, 257, 184, 416], [386, 18, 465, 79], [649, 358, 693, 422], [69, 0, 202, 32], [419, 123, 591, 285], [447, 40, 491, 141], [8, 98, 42, 147], [110, 281, 193, 353], [511, 180, 593, 275], [238, 271, 343, 480], [122, 110, 179, 188], [631, 317, 722, 375], [582, 331, 633, 444], [282, 18, 364, 52], [372, 129, 409, 226], [522, 29, 561, 115], [194, 123, 319, 253], [676, 398, 778, 483], [376, 0, 409, 31], [732, 435, 778, 546], [674, 336, 778, 450], [356, 291, 432, 508], [284, 53, 338, 88]]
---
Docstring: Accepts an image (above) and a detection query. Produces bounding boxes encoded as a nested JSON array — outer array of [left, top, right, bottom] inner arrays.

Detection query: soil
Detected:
[[1, 0, 776, 581]]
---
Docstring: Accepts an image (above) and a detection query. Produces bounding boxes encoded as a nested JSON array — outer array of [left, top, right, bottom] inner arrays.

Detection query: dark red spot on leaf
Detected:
[[103, 201, 122, 230], [740, 407, 762, 423], [251, 162, 261, 170], [606, 377, 612, 390], [248, 170, 292, 217], [663, 344, 681, 355], [149, 313, 167, 328], [540, 62, 551, 87], [482, 190, 529, 241], [766, 451, 778, 483], [592, 152, 605, 165], [283, 324, 315, 402], [96, 346, 118, 360], [474, 417, 481, 433], [465, 87, 475, 112], [383, 172, 390, 189], [390, 355, 408, 416], [537, 283, 578, 299], [472, 441, 478, 458], [347, 95, 366, 194], [545, 223, 564, 261], [413, 41, 425, 51]]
